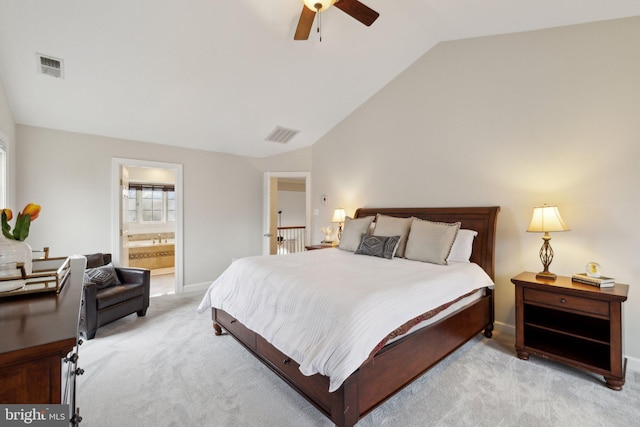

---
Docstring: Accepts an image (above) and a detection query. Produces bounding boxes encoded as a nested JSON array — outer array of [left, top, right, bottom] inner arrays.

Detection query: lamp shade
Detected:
[[331, 208, 346, 223], [526, 205, 570, 233], [302, 0, 336, 12]]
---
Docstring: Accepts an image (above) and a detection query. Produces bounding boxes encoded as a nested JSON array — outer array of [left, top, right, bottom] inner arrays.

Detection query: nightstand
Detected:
[[511, 272, 629, 390]]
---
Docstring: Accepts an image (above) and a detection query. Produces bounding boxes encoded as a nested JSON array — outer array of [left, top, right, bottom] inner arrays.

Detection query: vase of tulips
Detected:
[[0, 204, 41, 288]]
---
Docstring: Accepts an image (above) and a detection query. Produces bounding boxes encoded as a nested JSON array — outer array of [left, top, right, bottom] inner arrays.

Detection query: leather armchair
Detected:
[[80, 253, 150, 340]]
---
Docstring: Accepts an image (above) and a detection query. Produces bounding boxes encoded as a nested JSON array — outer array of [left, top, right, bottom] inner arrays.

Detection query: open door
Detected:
[[119, 165, 130, 266], [263, 172, 311, 256], [112, 158, 184, 293], [268, 177, 278, 255]]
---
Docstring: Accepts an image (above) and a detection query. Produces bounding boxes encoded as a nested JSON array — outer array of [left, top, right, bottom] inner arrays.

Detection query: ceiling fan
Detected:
[[294, 0, 380, 41]]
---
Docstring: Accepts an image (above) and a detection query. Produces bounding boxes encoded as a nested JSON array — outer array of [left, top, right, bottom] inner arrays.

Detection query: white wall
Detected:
[[16, 125, 264, 287], [0, 78, 16, 208], [277, 190, 306, 227], [311, 18, 640, 361], [248, 147, 312, 173], [128, 166, 175, 183]]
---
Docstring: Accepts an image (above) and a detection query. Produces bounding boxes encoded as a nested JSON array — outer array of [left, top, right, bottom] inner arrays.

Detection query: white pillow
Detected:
[[447, 229, 478, 263], [338, 216, 374, 252], [404, 218, 460, 265], [372, 214, 411, 258]]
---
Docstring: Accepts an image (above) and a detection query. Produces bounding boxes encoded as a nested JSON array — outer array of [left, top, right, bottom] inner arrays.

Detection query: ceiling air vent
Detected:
[[265, 126, 299, 144], [36, 53, 64, 79]]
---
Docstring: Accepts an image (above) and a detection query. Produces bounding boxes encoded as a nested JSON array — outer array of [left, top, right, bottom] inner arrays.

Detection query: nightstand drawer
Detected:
[[524, 288, 609, 317]]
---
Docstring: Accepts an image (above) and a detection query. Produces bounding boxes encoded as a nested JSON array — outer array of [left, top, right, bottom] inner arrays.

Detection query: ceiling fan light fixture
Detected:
[[294, 0, 378, 41], [302, 0, 336, 13]]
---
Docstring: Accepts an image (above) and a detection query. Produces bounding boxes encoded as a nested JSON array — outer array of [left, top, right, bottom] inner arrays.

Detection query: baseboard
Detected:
[[181, 281, 211, 294], [626, 355, 640, 373], [494, 321, 514, 337]]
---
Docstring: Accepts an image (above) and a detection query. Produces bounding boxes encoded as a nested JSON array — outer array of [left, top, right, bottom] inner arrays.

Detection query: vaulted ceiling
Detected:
[[1, 1, 639, 157]]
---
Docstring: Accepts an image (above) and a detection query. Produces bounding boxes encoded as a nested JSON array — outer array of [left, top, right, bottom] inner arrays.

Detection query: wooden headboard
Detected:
[[353, 206, 500, 280]]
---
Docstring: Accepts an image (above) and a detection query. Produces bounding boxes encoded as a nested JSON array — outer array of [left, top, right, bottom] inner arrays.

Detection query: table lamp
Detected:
[[526, 204, 570, 280], [331, 208, 346, 241]]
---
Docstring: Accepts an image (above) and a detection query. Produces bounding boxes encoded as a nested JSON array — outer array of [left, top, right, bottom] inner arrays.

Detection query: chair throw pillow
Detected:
[[85, 252, 105, 269], [84, 263, 121, 290], [355, 235, 401, 259]]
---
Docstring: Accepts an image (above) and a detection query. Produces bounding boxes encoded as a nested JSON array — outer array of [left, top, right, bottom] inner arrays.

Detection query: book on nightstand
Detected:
[[572, 273, 615, 287]]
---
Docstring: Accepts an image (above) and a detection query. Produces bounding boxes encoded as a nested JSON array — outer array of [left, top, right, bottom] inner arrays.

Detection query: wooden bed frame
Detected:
[[211, 206, 500, 427]]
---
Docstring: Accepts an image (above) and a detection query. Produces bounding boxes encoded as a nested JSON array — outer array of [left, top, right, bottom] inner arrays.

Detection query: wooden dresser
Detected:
[[0, 256, 85, 423]]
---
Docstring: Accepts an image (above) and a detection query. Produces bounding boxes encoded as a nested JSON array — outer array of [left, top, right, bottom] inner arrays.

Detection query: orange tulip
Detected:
[[1, 208, 12, 221], [21, 203, 41, 221]]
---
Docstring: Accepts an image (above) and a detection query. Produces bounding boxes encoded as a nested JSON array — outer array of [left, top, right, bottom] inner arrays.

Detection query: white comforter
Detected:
[[197, 248, 494, 392]]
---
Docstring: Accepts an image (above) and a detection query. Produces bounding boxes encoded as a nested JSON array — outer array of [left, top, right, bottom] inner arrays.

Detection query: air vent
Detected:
[[36, 53, 64, 79], [265, 126, 300, 144]]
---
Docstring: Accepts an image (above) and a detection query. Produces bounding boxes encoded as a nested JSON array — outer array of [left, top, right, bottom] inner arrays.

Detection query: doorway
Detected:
[[263, 172, 311, 256], [112, 158, 184, 294]]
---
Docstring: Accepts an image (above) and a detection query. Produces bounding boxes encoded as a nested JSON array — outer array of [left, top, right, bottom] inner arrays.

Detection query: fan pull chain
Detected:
[[317, 7, 322, 42], [315, 3, 322, 42]]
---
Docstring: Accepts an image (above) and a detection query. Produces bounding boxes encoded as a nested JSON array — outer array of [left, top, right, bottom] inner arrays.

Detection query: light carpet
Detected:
[[77, 293, 640, 427]]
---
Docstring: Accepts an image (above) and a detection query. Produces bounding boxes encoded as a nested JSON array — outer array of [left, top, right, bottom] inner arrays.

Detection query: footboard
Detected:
[[214, 307, 335, 418], [212, 289, 493, 427]]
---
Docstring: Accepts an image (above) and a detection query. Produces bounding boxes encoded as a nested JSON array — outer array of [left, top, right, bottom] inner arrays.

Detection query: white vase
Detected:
[[0, 236, 33, 277]]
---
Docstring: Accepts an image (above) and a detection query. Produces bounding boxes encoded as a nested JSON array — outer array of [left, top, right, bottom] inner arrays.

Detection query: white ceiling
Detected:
[[1, 1, 639, 158]]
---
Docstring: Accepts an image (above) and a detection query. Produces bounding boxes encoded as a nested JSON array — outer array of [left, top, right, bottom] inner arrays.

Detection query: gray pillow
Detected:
[[355, 235, 401, 259], [84, 263, 121, 289], [404, 218, 461, 265], [373, 214, 411, 258], [338, 216, 374, 252]]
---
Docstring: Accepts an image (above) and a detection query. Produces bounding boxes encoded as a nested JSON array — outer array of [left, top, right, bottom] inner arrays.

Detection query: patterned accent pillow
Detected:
[[373, 214, 411, 258], [354, 235, 401, 259], [84, 263, 121, 289]]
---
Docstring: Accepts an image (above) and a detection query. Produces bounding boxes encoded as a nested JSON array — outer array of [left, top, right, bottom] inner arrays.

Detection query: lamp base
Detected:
[[536, 271, 557, 281]]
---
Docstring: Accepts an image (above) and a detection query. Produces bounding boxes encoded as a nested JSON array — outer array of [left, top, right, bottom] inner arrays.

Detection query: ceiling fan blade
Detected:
[[294, 6, 316, 40], [334, 0, 379, 26]]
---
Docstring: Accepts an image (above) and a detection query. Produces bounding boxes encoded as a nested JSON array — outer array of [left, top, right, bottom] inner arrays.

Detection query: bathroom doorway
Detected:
[[112, 158, 184, 295]]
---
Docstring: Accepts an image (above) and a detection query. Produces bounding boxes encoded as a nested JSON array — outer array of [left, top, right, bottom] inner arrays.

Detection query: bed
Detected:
[[200, 206, 499, 427]]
